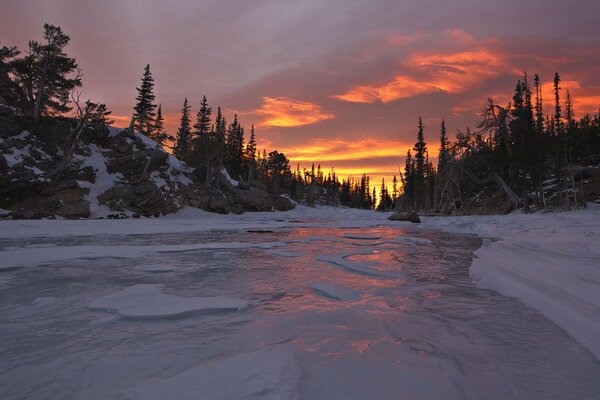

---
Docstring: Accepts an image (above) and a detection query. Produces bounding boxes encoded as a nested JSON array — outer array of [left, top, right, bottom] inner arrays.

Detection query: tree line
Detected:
[[397, 72, 600, 213]]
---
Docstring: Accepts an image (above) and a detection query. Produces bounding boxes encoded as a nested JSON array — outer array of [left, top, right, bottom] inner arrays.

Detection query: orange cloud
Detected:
[[252, 97, 334, 128], [335, 49, 509, 104], [540, 80, 600, 115], [278, 137, 413, 163]]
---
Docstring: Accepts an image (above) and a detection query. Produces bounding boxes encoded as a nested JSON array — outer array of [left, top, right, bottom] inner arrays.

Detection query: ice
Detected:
[[341, 234, 381, 240], [317, 252, 404, 278], [88, 284, 249, 320], [134, 264, 174, 273], [2, 205, 600, 399], [1, 241, 287, 270], [132, 344, 299, 400], [311, 282, 360, 301], [268, 249, 302, 258]]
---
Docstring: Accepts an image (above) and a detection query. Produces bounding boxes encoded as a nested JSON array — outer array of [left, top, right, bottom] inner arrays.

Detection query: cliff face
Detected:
[[0, 114, 293, 219]]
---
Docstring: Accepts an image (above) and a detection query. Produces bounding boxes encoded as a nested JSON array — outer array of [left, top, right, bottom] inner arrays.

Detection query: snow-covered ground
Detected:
[[0, 205, 599, 399]]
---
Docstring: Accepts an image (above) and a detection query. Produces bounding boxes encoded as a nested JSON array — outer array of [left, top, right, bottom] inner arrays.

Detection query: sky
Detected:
[[2, 0, 600, 188]]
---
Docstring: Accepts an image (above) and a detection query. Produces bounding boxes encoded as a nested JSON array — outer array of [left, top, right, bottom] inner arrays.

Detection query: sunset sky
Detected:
[[3, 0, 600, 187]]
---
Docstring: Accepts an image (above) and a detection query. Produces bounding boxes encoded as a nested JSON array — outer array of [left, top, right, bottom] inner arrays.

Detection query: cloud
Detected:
[[278, 137, 413, 163], [334, 48, 510, 104], [250, 97, 334, 128]]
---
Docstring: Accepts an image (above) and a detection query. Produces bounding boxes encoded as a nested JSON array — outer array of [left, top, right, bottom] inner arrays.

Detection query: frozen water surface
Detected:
[[1, 224, 599, 399]]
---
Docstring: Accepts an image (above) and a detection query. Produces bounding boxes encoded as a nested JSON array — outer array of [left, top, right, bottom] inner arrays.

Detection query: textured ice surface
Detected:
[[311, 282, 360, 301], [1, 206, 600, 399], [88, 284, 249, 319], [132, 344, 299, 400]]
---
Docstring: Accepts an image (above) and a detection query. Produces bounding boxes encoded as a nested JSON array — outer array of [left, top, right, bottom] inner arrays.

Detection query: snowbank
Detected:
[[421, 205, 600, 360]]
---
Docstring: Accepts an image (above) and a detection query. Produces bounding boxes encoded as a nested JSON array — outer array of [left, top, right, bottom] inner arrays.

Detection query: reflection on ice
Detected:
[[1, 225, 599, 399]]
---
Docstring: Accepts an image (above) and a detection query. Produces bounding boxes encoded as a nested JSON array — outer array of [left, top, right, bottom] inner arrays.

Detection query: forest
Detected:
[[1, 23, 599, 215]]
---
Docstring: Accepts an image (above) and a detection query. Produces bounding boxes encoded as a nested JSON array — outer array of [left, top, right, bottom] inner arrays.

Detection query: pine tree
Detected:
[[86, 101, 114, 125], [174, 98, 192, 161], [0, 44, 22, 109], [152, 104, 173, 147], [133, 64, 156, 136], [192, 95, 212, 175], [244, 125, 257, 180], [11, 24, 82, 122], [438, 119, 449, 173], [213, 106, 226, 167], [392, 175, 398, 205], [534, 74, 544, 134], [225, 114, 244, 179], [553, 72, 562, 135], [413, 117, 427, 209]]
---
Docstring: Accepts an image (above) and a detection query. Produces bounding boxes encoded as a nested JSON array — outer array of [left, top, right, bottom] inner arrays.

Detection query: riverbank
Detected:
[[421, 204, 600, 360]]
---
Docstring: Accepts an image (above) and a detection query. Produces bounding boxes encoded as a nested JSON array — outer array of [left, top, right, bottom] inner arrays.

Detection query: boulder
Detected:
[[208, 196, 230, 214], [55, 201, 90, 219], [273, 196, 295, 211], [388, 211, 421, 223], [229, 186, 273, 212]]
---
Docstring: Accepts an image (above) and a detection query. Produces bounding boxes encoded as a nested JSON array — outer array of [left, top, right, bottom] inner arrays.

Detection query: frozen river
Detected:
[[1, 221, 599, 399]]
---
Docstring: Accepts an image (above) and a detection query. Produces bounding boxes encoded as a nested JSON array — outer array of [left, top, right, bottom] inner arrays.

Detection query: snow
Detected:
[[421, 204, 600, 359], [132, 344, 299, 400], [220, 166, 238, 187], [77, 143, 122, 218], [88, 284, 249, 320], [311, 282, 361, 301]]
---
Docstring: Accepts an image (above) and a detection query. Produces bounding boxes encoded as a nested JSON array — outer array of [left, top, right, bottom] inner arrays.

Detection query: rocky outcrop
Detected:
[[0, 114, 294, 219]]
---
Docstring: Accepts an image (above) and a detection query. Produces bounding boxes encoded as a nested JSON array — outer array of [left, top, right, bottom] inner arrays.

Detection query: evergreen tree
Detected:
[[213, 106, 226, 167], [86, 101, 114, 125], [413, 117, 427, 208], [553, 72, 562, 135], [392, 175, 398, 204], [0, 44, 22, 109], [438, 119, 449, 173], [152, 104, 167, 146], [534, 74, 544, 134], [244, 125, 258, 180], [133, 64, 156, 136], [11, 24, 82, 122], [174, 98, 192, 161], [225, 114, 244, 179], [192, 95, 213, 178]]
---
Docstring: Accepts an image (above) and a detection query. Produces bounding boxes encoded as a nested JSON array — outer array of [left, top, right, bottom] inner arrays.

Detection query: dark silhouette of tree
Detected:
[[10, 24, 81, 123], [174, 98, 192, 161], [133, 64, 156, 136]]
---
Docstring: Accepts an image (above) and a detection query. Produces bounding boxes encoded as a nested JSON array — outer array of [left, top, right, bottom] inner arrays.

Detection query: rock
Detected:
[[208, 196, 230, 214], [55, 201, 90, 219], [388, 211, 421, 223], [248, 180, 267, 191], [273, 196, 295, 211], [0, 116, 23, 137], [98, 182, 179, 217], [229, 186, 273, 212]]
